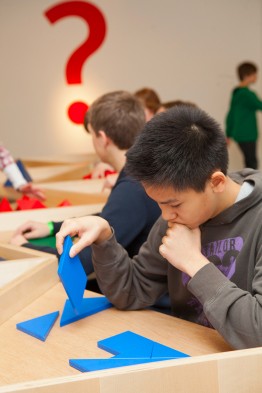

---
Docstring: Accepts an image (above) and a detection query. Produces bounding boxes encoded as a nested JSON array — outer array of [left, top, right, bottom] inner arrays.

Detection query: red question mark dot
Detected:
[[67, 101, 89, 125]]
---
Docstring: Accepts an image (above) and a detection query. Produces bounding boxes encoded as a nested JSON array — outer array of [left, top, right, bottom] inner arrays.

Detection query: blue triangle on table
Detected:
[[98, 330, 154, 357], [69, 357, 173, 372], [4, 159, 32, 187], [58, 235, 87, 314], [151, 342, 190, 359], [98, 331, 189, 359], [16, 311, 59, 342], [60, 297, 113, 327]]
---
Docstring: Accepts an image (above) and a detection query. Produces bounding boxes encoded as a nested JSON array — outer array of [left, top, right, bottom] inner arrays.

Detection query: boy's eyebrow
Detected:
[[159, 198, 179, 205]]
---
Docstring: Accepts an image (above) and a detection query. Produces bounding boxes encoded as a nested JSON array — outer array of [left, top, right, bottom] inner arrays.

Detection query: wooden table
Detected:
[[0, 282, 231, 390], [0, 281, 262, 392]]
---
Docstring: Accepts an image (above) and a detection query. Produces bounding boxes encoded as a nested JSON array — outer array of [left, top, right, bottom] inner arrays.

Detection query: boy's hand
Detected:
[[13, 221, 50, 239], [19, 183, 46, 201], [56, 216, 112, 257], [9, 233, 28, 246], [159, 223, 209, 277]]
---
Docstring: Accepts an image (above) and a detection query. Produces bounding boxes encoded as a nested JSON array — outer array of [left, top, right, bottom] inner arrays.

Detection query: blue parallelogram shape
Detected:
[[58, 235, 87, 314]]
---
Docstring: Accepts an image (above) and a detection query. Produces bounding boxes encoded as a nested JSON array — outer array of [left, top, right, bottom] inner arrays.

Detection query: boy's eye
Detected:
[[170, 204, 181, 208]]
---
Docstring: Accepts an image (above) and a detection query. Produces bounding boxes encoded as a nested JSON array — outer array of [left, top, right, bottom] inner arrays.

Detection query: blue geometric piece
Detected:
[[69, 357, 173, 372], [4, 159, 32, 187], [69, 331, 189, 372], [16, 311, 59, 342], [98, 331, 189, 359], [60, 297, 113, 327], [98, 330, 154, 357], [58, 236, 87, 314]]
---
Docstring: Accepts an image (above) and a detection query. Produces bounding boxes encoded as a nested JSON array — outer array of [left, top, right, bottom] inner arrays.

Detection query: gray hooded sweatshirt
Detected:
[[91, 169, 262, 349]]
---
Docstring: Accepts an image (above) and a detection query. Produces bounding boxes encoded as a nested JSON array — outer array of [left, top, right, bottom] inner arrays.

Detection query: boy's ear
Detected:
[[210, 171, 226, 192], [97, 130, 111, 146]]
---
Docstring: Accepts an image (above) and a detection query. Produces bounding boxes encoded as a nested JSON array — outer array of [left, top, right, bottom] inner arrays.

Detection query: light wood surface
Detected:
[[0, 163, 90, 184], [38, 179, 107, 194], [0, 283, 232, 389], [0, 203, 104, 232], [21, 153, 98, 167], [0, 244, 58, 326], [0, 184, 108, 207]]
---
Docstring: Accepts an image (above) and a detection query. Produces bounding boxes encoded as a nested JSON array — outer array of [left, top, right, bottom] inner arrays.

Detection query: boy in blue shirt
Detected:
[[10, 91, 161, 277]]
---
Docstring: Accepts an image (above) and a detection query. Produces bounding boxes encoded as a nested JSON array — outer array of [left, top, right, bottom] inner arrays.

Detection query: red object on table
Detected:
[[57, 199, 72, 207], [16, 196, 47, 210], [0, 197, 13, 212]]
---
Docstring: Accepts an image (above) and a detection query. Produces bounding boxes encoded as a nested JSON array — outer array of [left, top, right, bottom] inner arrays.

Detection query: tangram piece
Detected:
[[16, 311, 59, 342], [82, 173, 92, 179], [83, 169, 117, 180], [4, 159, 32, 187], [69, 331, 189, 372], [57, 199, 72, 207], [98, 331, 189, 359], [98, 330, 154, 357], [58, 235, 87, 314], [0, 197, 13, 212], [69, 357, 172, 372], [16, 196, 46, 210], [60, 297, 112, 327], [104, 169, 117, 177]]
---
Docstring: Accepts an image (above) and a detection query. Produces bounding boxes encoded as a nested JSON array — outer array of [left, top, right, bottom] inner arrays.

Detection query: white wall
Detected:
[[0, 0, 262, 170]]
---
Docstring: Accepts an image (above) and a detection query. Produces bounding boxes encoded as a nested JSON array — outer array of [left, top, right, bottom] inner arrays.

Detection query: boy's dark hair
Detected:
[[134, 88, 161, 114], [126, 106, 228, 192], [84, 91, 145, 150], [162, 100, 197, 109], [237, 62, 257, 81]]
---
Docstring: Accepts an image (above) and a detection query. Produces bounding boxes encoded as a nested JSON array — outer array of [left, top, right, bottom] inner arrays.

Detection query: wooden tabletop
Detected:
[[0, 203, 104, 233], [0, 283, 232, 387]]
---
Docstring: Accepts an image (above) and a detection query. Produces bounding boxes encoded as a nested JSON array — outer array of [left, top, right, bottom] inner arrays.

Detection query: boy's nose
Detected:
[[161, 209, 177, 222]]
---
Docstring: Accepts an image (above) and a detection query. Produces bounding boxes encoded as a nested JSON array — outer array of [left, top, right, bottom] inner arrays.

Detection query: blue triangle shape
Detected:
[[60, 297, 112, 327], [151, 342, 190, 359], [98, 330, 154, 357], [16, 311, 59, 341], [98, 331, 189, 359]]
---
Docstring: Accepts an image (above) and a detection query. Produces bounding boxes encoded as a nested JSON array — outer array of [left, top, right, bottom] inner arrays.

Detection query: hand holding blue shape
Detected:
[[58, 235, 87, 314]]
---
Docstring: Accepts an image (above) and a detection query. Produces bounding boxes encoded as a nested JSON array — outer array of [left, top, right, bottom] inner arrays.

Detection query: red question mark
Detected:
[[45, 1, 107, 124]]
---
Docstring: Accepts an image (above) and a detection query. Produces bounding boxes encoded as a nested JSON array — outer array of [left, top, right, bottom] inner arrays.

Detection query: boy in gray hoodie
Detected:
[[56, 105, 262, 350]]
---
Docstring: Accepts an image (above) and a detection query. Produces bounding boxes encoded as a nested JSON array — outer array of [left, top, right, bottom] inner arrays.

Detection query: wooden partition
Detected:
[[0, 203, 104, 234], [0, 243, 58, 326]]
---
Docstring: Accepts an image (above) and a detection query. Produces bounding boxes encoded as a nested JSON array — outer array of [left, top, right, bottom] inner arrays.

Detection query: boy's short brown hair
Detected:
[[84, 91, 145, 150], [134, 88, 161, 114], [237, 62, 257, 81]]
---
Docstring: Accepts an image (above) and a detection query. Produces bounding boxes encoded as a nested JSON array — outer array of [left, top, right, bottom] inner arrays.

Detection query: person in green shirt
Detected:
[[225, 62, 262, 169]]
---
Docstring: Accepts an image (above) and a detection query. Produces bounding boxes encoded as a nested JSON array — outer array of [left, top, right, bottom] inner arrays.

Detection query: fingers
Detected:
[[69, 235, 91, 257], [19, 183, 46, 201], [56, 231, 66, 255], [56, 219, 79, 255], [33, 189, 46, 201], [14, 221, 33, 236]]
